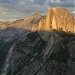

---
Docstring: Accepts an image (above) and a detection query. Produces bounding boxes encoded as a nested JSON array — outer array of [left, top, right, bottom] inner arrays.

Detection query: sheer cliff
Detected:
[[0, 7, 75, 32], [0, 7, 75, 75], [39, 7, 75, 32]]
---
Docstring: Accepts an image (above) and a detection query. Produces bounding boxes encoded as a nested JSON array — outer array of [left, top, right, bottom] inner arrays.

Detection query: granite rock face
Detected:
[[0, 14, 41, 30], [0, 14, 41, 71], [39, 7, 75, 32], [1, 30, 75, 75], [0, 7, 75, 32], [0, 7, 75, 75], [0, 28, 31, 70]]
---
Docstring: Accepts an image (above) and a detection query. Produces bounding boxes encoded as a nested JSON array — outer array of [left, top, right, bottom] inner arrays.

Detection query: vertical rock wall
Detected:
[[38, 7, 75, 33]]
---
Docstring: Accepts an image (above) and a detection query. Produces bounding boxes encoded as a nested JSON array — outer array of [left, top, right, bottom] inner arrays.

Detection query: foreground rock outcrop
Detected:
[[1, 30, 75, 75], [0, 7, 75, 75]]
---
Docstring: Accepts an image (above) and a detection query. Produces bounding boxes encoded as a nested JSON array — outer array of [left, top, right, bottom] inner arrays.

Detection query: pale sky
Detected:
[[0, 0, 75, 21]]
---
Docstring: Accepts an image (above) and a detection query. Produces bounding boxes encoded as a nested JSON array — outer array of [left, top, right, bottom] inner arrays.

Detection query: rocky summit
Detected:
[[0, 7, 75, 75]]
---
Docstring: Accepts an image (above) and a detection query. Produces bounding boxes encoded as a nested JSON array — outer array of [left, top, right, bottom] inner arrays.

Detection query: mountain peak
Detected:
[[0, 7, 75, 33], [39, 7, 75, 33]]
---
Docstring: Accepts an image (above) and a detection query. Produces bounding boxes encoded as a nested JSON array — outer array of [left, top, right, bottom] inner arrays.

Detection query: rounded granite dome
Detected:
[[52, 7, 75, 32], [39, 7, 75, 32], [38, 7, 75, 41]]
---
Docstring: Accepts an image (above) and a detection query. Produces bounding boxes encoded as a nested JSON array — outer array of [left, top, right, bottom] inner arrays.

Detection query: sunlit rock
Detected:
[[38, 7, 75, 33]]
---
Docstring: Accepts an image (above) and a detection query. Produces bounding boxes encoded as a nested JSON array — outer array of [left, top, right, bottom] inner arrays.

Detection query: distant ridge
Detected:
[[0, 7, 75, 32], [39, 7, 75, 32]]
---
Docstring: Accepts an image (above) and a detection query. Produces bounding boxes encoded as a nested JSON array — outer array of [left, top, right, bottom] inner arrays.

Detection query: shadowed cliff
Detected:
[[1, 29, 75, 75]]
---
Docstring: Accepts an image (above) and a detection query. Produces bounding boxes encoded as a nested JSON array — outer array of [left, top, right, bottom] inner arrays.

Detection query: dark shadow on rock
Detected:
[[0, 28, 75, 75]]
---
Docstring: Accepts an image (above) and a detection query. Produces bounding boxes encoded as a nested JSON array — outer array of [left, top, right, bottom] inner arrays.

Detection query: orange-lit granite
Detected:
[[39, 7, 75, 32], [0, 7, 75, 32]]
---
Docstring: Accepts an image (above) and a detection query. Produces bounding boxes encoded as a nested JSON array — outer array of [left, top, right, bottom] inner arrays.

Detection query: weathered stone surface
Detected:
[[0, 14, 41, 71], [1, 30, 75, 75], [0, 28, 30, 71]]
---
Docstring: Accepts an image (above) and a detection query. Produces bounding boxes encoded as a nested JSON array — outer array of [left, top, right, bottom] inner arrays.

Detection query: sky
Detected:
[[0, 0, 75, 21]]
